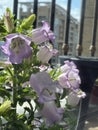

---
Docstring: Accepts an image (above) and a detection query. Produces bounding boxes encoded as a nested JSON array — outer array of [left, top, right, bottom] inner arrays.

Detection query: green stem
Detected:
[[27, 100, 33, 111], [12, 65, 18, 119], [12, 77, 17, 108]]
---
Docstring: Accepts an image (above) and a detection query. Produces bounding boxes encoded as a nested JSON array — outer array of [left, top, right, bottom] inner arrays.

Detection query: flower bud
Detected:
[[4, 8, 14, 32], [20, 14, 36, 29], [0, 100, 11, 116]]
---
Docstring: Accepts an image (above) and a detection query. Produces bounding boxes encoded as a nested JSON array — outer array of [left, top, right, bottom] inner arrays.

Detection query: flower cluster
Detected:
[[0, 8, 86, 130]]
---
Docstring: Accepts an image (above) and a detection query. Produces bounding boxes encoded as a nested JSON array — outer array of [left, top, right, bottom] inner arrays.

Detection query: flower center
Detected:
[[42, 89, 53, 96], [10, 37, 25, 54]]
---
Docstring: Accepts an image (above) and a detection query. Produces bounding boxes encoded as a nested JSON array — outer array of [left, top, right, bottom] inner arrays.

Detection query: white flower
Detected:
[[67, 92, 80, 107]]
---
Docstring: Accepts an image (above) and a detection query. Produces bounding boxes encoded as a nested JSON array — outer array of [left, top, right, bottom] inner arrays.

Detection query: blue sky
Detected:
[[0, 0, 81, 20], [0, 0, 14, 18], [56, 0, 81, 20]]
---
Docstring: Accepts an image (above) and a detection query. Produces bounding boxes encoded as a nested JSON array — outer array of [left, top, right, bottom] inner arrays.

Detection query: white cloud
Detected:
[[71, 8, 81, 21]]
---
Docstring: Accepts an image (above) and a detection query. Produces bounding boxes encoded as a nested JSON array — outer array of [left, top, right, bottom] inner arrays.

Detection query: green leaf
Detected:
[[49, 67, 61, 80], [0, 87, 10, 98], [60, 88, 67, 99]]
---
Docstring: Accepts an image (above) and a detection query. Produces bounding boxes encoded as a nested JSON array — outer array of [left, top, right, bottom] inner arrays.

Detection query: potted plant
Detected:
[[0, 8, 86, 130]]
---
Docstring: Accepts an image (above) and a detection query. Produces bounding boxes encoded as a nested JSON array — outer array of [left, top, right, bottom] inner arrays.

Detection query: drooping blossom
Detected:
[[30, 72, 57, 103], [40, 101, 64, 125], [31, 21, 55, 44], [1, 33, 32, 64], [67, 90, 86, 107], [37, 45, 58, 63]]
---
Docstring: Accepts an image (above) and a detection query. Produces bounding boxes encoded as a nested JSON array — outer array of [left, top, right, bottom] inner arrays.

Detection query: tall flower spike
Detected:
[[31, 21, 55, 44], [1, 33, 32, 64]]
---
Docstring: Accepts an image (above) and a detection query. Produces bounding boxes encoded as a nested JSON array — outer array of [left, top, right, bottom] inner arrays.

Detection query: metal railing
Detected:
[[13, 0, 98, 57]]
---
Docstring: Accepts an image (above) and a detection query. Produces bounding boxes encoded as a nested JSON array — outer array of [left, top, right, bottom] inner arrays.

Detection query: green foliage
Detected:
[[49, 67, 61, 80], [0, 8, 36, 40]]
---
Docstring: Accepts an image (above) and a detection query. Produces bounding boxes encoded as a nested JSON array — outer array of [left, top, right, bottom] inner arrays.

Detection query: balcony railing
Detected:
[[12, 0, 98, 57], [1, 0, 98, 130]]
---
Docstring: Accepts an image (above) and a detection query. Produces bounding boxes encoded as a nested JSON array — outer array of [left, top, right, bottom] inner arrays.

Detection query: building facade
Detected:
[[82, 0, 98, 57]]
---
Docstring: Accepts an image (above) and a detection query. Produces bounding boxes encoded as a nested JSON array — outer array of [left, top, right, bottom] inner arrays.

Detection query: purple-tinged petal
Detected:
[[41, 21, 50, 32], [60, 60, 78, 73], [30, 72, 57, 102], [58, 61, 81, 90], [37, 46, 58, 63], [67, 71, 81, 89], [40, 101, 64, 125], [38, 91, 56, 103], [30, 72, 53, 94], [58, 73, 70, 88], [58, 70, 81, 90], [41, 21, 55, 43], [32, 29, 49, 44], [6, 33, 32, 45], [32, 21, 55, 44]]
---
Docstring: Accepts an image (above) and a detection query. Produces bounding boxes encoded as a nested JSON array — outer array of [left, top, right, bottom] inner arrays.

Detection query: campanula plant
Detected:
[[0, 8, 86, 130]]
